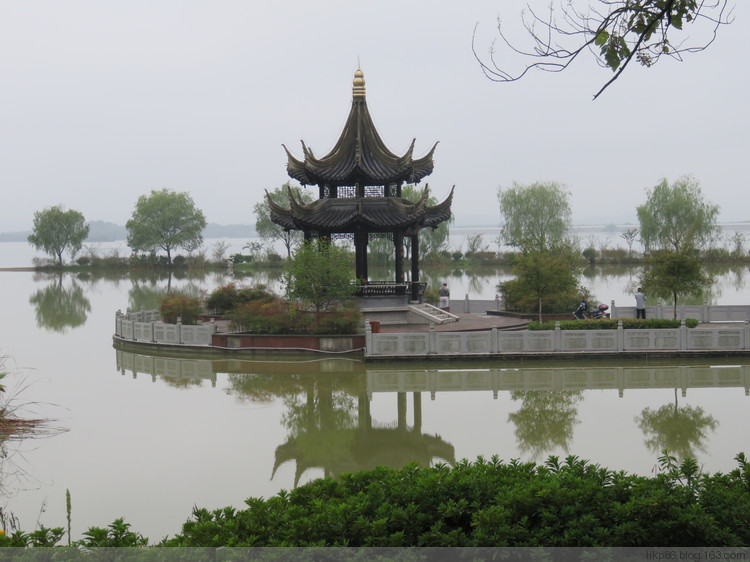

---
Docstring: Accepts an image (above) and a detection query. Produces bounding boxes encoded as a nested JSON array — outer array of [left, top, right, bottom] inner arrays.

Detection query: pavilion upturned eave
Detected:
[[266, 188, 453, 234]]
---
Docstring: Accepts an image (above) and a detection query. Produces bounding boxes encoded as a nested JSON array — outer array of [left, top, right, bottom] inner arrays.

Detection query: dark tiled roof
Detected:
[[268, 185, 454, 234], [283, 69, 437, 187]]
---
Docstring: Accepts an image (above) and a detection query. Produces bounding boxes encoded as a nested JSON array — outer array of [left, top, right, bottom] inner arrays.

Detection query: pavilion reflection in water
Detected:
[[114, 350, 749, 482]]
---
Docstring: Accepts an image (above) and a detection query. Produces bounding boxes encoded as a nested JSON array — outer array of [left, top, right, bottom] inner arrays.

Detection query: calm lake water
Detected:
[[1, 238, 749, 541]]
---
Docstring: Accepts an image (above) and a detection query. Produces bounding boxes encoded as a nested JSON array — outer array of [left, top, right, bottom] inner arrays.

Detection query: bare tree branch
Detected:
[[473, 1, 734, 100]]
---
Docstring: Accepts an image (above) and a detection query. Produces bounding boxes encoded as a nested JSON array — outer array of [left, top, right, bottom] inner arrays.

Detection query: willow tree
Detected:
[[498, 181, 581, 317], [498, 181, 572, 252], [637, 175, 719, 317], [637, 176, 720, 253]]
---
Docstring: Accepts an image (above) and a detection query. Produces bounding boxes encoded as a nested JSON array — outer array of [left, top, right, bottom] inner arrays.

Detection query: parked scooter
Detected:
[[590, 304, 610, 319], [573, 300, 589, 320]]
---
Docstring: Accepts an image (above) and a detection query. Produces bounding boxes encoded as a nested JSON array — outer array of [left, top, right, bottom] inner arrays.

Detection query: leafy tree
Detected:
[[283, 240, 356, 313], [637, 176, 720, 253], [637, 176, 719, 317], [498, 182, 580, 318], [27, 205, 90, 266], [641, 249, 712, 318], [473, 0, 733, 99], [126, 188, 207, 265], [254, 183, 314, 258], [498, 181, 572, 252], [582, 247, 597, 266], [500, 248, 581, 321]]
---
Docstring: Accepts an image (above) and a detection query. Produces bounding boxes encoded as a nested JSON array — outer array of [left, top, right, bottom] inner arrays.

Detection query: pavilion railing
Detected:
[[354, 281, 426, 297]]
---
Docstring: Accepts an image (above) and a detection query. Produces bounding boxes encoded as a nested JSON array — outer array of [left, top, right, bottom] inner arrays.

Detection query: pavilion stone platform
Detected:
[[354, 292, 460, 330]]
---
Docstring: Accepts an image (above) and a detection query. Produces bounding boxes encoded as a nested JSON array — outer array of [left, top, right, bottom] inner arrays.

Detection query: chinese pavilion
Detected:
[[267, 68, 453, 302]]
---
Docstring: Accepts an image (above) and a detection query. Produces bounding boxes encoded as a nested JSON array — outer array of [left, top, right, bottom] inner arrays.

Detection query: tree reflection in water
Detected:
[[507, 390, 583, 460], [636, 388, 718, 460], [28, 274, 91, 333]]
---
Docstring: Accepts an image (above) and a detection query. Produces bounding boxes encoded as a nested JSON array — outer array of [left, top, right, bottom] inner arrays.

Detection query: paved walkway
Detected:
[[379, 313, 528, 333]]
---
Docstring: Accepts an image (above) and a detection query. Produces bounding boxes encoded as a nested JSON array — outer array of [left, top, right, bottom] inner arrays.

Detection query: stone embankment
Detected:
[[113, 303, 750, 360]]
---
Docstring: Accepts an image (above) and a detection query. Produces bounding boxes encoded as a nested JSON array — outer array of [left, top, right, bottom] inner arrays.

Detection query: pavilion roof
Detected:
[[283, 68, 438, 188], [268, 184, 454, 234]]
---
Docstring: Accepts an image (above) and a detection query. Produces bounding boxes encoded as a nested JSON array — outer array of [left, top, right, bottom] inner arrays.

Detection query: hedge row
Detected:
[[528, 318, 700, 331]]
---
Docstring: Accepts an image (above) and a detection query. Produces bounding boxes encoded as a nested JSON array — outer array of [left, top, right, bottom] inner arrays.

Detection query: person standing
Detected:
[[635, 287, 647, 319], [438, 283, 450, 311]]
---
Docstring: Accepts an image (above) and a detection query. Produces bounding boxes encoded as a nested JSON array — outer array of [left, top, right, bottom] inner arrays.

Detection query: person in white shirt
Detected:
[[634, 287, 647, 319]]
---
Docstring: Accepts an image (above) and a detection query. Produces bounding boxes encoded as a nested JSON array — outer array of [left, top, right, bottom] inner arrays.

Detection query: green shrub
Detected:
[[206, 283, 241, 314], [75, 256, 91, 266], [77, 518, 147, 547], [600, 247, 629, 264], [423, 286, 439, 306], [227, 300, 362, 335], [158, 293, 201, 325], [227, 299, 293, 333], [529, 318, 700, 330], [314, 303, 362, 334], [582, 247, 597, 265], [161, 453, 750, 547], [207, 284, 277, 315], [231, 253, 253, 264]]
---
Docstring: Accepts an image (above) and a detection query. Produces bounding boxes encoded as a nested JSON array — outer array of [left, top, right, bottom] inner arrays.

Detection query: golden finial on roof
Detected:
[[353, 67, 366, 98]]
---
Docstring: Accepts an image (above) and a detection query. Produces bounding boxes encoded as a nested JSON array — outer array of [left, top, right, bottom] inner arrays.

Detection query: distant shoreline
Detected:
[[3, 221, 750, 243]]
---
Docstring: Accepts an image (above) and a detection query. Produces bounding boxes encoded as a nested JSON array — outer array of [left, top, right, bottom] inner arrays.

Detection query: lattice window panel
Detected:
[[369, 232, 393, 241]]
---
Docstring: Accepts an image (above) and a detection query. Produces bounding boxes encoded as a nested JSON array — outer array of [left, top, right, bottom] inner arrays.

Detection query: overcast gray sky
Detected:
[[2, 1, 747, 232]]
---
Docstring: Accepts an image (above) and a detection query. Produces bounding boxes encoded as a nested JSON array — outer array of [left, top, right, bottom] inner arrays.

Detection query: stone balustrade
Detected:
[[115, 309, 215, 347], [365, 320, 750, 358], [610, 302, 750, 322]]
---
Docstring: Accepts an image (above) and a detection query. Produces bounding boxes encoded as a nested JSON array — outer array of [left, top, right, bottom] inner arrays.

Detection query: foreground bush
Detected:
[[2, 454, 749, 547], [163, 453, 750, 547], [529, 318, 700, 330]]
